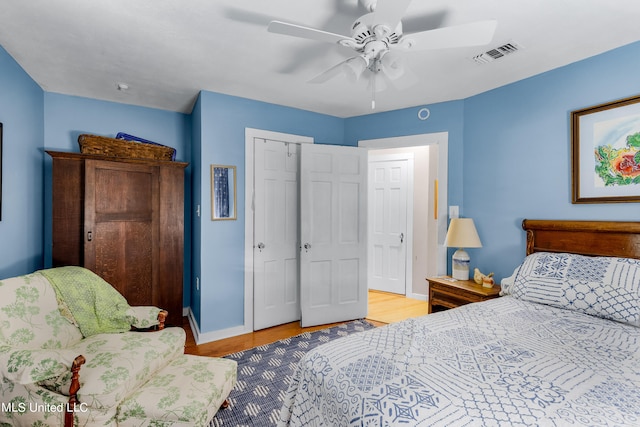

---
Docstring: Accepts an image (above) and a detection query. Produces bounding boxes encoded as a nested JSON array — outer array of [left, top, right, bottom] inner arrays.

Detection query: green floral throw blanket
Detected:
[[40, 266, 132, 337]]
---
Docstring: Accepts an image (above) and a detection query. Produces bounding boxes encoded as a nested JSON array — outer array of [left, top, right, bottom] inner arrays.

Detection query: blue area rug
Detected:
[[211, 319, 376, 426]]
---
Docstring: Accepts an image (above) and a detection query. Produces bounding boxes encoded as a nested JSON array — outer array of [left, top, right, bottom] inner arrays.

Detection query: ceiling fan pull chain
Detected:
[[371, 61, 377, 110]]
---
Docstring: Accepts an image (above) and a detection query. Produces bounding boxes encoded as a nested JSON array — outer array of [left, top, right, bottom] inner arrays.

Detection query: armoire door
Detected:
[[83, 160, 160, 307]]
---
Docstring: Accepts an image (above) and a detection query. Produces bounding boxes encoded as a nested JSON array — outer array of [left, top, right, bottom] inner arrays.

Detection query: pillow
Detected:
[[499, 265, 520, 295], [501, 252, 640, 326], [0, 273, 83, 349]]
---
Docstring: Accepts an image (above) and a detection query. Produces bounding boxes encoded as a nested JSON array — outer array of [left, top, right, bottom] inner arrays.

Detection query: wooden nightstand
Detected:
[[426, 276, 501, 313]]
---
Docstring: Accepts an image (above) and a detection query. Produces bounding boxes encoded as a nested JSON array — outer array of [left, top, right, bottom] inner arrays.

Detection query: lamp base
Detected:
[[452, 248, 470, 281]]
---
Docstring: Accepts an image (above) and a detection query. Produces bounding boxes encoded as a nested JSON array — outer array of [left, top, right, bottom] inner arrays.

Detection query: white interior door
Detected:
[[300, 144, 368, 327], [253, 139, 300, 330], [368, 157, 410, 294]]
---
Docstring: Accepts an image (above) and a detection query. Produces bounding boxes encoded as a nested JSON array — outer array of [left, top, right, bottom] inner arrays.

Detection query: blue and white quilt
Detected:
[[279, 254, 640, 426]]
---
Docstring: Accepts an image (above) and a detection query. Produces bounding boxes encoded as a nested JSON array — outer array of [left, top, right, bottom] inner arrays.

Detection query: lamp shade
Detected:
[[444, 218, 482, 248]]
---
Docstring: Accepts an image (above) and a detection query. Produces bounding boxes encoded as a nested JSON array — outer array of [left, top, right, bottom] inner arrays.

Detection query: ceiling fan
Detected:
[[267, 0, 497, 107]]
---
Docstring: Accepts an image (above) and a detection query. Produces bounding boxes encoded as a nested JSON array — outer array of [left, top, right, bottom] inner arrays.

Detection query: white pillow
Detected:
[[501, 252, 640, 326]]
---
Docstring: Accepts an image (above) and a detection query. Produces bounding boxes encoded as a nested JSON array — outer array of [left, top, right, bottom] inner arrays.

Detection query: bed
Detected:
[[278, 220, 640, 426]]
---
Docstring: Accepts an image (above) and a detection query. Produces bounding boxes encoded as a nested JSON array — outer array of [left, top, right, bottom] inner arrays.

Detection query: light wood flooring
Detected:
[[184, 290, 429, 358]]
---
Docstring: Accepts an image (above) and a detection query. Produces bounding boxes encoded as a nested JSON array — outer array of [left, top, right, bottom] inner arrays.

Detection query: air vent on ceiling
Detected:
[[471, 41, 523, 64]]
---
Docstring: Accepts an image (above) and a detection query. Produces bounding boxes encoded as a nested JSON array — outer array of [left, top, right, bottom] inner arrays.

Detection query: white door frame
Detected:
[[359, 132, 449, 279], [368, 152, 414, 296], [244, 128, 314, 331]]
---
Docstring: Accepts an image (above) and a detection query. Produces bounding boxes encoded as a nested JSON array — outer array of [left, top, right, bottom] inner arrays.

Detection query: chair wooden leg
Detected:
[[65, 355, 86, 427], [157, 310, 168, 330], [221, 399, 230, 409]]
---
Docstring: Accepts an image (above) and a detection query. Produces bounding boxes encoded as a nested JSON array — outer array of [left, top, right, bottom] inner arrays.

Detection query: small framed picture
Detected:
[[211, 165, 237, 220]]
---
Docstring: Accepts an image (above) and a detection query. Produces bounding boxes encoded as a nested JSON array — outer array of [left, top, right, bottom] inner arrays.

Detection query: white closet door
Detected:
[[253, 139, 300, 330], [300, 144, 368, 327], [368, 158, 409, 294]]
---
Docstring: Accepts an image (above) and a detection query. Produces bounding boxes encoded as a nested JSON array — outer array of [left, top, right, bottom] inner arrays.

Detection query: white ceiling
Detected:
[[1, 0, 638, 118]]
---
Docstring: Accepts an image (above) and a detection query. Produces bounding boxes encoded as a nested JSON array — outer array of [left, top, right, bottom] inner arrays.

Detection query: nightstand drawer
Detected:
[[427, 276, 501, 313]]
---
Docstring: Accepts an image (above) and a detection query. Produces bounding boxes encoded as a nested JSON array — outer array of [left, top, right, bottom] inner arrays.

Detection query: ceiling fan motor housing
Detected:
[[351, 13, 402, 52]]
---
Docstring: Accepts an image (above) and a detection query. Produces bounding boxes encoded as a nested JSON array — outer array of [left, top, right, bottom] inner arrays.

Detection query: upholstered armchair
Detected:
[[0, 266, 236, 427]]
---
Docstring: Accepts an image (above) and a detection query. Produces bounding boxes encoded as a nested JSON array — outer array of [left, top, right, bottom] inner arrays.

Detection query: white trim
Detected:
[[244, 128, 314, 333], [359, 132, 448, 276], [367, 152, 414, 296], [408, 293, 428, 301], [187, 308, 249, 345], [359, 132, 447, 149]]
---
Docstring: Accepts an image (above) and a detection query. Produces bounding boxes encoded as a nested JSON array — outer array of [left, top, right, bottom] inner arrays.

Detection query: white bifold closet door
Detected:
[[299, 144, 368, 327], [254, 139, 300, 330], [253, 140, 368, 330]]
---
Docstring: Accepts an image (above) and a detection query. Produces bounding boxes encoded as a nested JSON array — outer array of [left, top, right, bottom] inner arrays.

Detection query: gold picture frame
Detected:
[[211, 164, 237, 220], [571, 94, 640, 203]]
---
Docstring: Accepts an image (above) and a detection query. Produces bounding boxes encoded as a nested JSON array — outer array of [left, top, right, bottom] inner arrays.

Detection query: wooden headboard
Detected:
[[522, 219, 640, 260]]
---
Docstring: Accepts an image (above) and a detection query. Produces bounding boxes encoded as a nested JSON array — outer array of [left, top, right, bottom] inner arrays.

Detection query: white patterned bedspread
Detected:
[[278, 297, 640, 426]]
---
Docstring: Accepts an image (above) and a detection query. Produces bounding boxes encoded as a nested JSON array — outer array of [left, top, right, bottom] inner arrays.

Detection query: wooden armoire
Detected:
[[47, 151, 188, 326]]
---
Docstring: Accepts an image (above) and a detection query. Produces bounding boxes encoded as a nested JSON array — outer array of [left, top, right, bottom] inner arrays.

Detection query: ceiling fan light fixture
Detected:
[[342, 56, 369, 82], [380, 50, 404, 80]]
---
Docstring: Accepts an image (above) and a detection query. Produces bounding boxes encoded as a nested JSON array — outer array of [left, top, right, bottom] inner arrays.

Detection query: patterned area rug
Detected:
[[210, 319, 375, 426]]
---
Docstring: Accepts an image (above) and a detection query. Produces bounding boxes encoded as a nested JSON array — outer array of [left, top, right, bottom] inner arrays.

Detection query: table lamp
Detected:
[[444, 218, 482, 280]]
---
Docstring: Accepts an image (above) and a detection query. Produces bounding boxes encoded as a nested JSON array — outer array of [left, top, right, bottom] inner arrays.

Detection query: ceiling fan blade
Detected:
[[309, 55, 369, 84], [268, 20, 353, 45], [308, 59, 349, 83], [372, 0, 413, 30], [400, 20, 497, 50]]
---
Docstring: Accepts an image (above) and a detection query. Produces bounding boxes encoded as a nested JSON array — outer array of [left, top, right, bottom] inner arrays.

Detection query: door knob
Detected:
[[257, 242, 265, 252], [400, 233, 404, 244], [303, 243, 311, 252]]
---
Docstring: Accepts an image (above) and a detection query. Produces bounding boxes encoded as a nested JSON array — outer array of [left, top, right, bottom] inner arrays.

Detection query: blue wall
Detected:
[[345, 100, 465, 208], [464, 41, 640, 281], [193, 91, 344, 333], [2, 38, 639, 335], [0, 46, 44, 278], [42, 93, 193, 306]]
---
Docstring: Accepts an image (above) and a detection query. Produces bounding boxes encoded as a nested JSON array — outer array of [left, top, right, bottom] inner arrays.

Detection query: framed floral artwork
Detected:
[[571, 94, 640, 203]]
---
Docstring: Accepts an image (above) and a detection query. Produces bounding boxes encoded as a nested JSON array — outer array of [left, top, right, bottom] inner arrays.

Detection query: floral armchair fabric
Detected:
[[0, 267, 235, 427]]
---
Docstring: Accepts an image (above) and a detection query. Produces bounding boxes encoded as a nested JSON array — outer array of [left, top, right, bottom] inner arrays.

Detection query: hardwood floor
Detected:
[[366, 290, 430, 324], [184, 290, 429, 357]]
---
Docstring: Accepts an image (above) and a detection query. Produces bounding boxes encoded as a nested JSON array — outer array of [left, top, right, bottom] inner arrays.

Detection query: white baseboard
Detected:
[[186, 308, 252, 345], [408, 292, 428, 301]]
